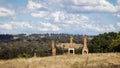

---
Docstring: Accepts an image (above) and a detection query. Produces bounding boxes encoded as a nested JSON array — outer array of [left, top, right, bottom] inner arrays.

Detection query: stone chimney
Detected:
[[82, 35, 88, 55], [70, 36, 73, 48], [68, 36, 75, 54], [52, 40, 56, 56]]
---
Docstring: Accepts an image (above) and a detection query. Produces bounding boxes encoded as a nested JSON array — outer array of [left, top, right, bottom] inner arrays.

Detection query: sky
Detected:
[[0, 0, 120, 35]]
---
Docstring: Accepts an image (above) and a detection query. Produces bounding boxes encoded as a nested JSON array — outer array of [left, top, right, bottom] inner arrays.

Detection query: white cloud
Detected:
[[44, 0, 63, 5], [27, 0, 117, 15], [0, 21, 117, 34], [115, 13, 120, 18], [0, 21, 33, 30], [0, 23, 12, 30], [0, 21, 61, 34], [0, 0, 119, 34], [117, 22, 120, 26], [73, 0, 98, 5], [27, 0, 43, 10], [114, 0, 120, 18], [70, 0, 117, 12], [42, 0, 117, 13], [117, 0, 120, 4], [51, 11, 89, 24], [82, 23, 116, 32], [52, 11, 64, 22], [31, 11, 48, 17], [30, 11, 89, 25], [12, 22, 33, 29], [0, 7, 15, 17], [38, 23, 61, 31]]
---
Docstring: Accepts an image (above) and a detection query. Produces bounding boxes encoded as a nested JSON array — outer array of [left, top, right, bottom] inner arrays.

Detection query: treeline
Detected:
[[1, 32, 120, 59], [0, 34, 91, 59], [88, 32, 120, 53], [0, 34, 85, 43]]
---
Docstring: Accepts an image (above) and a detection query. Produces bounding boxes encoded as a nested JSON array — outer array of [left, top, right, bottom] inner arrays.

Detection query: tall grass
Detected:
[[0, 53, 120, 68]]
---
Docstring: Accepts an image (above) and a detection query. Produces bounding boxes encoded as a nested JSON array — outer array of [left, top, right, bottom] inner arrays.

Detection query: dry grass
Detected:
[[56, 43, 83, 49], [0, 53, 120, 68]]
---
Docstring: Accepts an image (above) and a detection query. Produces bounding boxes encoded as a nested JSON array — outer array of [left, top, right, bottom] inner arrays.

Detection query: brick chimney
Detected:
[[82, 35, 88, 55], [52, 40, 56, 56]]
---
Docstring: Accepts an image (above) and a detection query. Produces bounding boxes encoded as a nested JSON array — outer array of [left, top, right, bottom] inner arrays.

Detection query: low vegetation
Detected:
[[88, 32, 120, 53], [0, 32, 120, 59], [0, 34, 91, 59], [0, 53, 120, 68]]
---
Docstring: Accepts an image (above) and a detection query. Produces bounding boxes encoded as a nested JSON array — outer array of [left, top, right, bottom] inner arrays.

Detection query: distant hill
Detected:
[[0, 33, 94, 43], [56, 43, 83, 49]]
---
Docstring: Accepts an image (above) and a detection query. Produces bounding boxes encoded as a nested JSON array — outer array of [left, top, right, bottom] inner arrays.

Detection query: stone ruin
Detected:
[[82, 35, 89, 55], [51, 35, 88, 56], [68, 36, 75, 54], [52, 40, 56, 56]]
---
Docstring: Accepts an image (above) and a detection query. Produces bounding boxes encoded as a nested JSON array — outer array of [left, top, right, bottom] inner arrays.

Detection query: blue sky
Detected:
[[0, 0, 120, 35]]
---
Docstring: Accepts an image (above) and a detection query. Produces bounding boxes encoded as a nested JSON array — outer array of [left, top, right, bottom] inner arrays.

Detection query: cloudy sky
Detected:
[[0, 0, 120, 35]]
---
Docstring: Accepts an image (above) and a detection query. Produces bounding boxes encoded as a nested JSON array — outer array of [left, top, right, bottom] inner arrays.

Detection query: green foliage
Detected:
[[0, 34, 85, 59], [18, 53, 30, 58], [0, 32, 120, 59], [75, 48, 82, 54], [88, 32, 120, 53]]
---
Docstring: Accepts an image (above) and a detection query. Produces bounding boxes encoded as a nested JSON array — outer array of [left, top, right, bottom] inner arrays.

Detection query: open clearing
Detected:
[[0, 53, 120, 68]]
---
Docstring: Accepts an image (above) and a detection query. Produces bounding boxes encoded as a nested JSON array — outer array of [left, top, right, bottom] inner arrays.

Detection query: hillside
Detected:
[[0, 34, 94, 59], [56, 43, 83, 49], [0, 53, 120, 68], [0, 34, 94, 43]]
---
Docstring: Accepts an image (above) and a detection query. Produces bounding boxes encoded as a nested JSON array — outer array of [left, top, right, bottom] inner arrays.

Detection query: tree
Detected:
[[88, 32, 119, 53]]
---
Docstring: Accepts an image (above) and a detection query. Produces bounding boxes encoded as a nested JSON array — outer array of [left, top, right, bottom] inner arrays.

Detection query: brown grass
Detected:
[[0, 53, 120, 68]]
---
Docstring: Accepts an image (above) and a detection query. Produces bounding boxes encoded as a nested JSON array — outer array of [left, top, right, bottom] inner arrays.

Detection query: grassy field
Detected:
[[0, 53, 120, 68]]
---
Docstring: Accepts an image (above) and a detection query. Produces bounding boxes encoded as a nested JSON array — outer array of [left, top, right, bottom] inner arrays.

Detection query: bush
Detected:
[[18, 53, 30, 58]]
